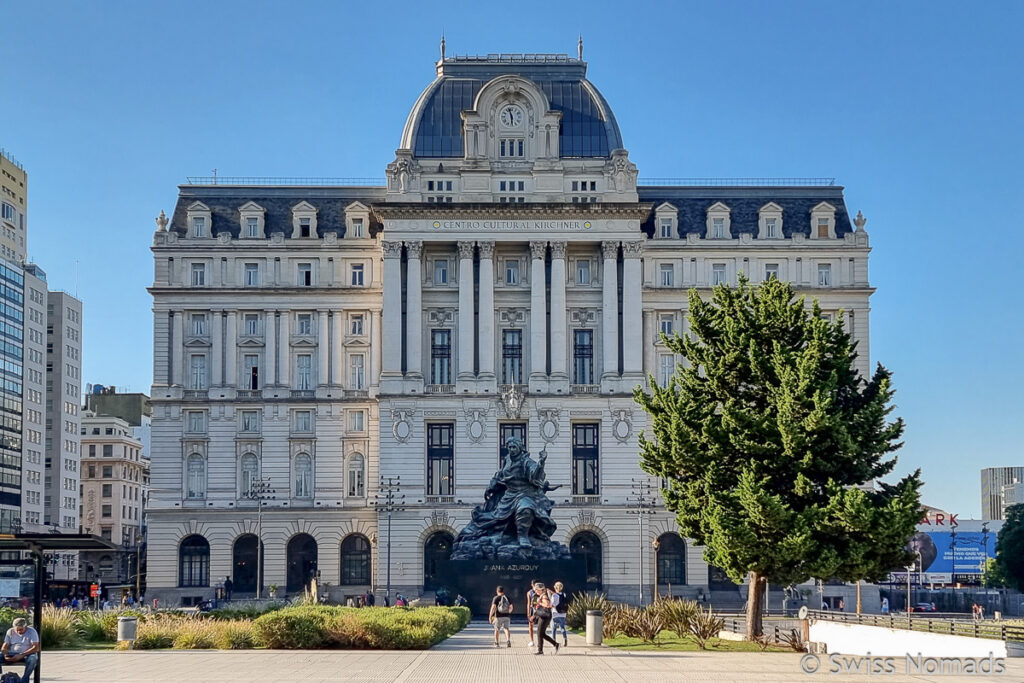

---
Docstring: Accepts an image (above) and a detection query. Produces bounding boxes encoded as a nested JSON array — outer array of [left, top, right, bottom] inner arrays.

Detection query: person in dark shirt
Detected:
[[489, 585, 513, 648]]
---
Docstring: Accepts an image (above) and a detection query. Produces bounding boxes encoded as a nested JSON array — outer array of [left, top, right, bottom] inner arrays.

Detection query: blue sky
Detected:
[[2, 1, 1021, 517]]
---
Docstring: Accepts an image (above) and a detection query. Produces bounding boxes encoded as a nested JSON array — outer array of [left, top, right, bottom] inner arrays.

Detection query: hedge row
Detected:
[[253, 605, 471, 649]]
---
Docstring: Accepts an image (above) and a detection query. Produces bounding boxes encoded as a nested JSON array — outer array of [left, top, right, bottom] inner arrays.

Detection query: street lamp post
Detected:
[[651, 538, 661, 599], [950, 522, 958, 609], [626, 478, 656, 605], [374, 475, 405, 606], [247, 477, 276, 600]]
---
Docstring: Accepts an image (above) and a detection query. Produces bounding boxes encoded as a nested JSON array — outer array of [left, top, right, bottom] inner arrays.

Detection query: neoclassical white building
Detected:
[[146, 51, 873, 606]]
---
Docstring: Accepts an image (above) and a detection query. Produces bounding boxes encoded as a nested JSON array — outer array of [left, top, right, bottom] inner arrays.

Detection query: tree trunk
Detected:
[[746, 571, 765, 639], [856, 582, 862, 614]]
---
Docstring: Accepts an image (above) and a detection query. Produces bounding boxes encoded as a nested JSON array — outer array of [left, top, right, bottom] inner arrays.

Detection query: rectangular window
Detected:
[[190, 313, 207, 336], [427, 423, 454, 496], [191, 263, 206, 286], [572, 423, 599, 495], [102, 483, 112, 498], [350, 354, 365, 390], [102, 466, 112, 478], [576, 259, 591, 285], [243, 353, 259, 390], [431, 330, 451, 384], [573, 329, 594, 384], [103, 444, 113, 457], [297, 263, 312, 286], [244, 263, 259, 286], [297, 313, 313, 335], [501, 329, 523, 385], [765, 263, 779, 280], [241, 410, 260, 432], [299, 217, 311, 237], [499, 138, 525, 158], [499, 423, 526, 468], [246, 217, 259, 237], [351, 263, 364, 286], [189, 354, 207, 390], [294, 410, 312, 432], [191, 217, 205, 238], [187, 411, 205, 433], [505, 260, 519, 285], [659, 264, 674, 287], [88, 444, 96, 457], [659, 217, 673, 239], [712, 217, 725, 239], [349, 410, 364, 432], [817, 217, 830, 238], [351, 218, 364, 237], [712, 264, 726, 286], [296, 354, 313, 390], [350, 314, 364, 336], [765, 217, 778, 238], [818, 263, 832, 287], [659, 354, 675, 386], [101, 505, 112, 518], [244, 313, 260, 336], [434, 259, 449, 285], [659, 314, 674, 337]]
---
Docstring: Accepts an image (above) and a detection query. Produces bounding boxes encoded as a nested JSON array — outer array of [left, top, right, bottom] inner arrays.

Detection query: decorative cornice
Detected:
[[372, 202, 654, 221]]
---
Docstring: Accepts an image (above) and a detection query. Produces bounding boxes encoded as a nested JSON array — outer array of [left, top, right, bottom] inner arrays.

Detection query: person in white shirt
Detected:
[[2, 618, 40, 683], [549, 581, 568, 646]]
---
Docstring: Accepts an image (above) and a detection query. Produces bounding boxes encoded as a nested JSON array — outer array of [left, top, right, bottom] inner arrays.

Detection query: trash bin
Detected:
[[586, 609, 603, 645], [994, 611, 1002, 620], [117, 616, 138, 644]]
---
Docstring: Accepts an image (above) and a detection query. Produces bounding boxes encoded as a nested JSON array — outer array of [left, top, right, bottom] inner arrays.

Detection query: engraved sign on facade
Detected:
[[430, 219, 593, 231]]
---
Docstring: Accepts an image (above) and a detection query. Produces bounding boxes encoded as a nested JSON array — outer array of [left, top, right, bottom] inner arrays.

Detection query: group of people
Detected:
[[972, 602, 987, 620], [488, 580, 568, 655]]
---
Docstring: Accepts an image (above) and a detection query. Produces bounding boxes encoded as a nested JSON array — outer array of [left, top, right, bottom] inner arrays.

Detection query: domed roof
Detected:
[[400, 54, 624, 159]]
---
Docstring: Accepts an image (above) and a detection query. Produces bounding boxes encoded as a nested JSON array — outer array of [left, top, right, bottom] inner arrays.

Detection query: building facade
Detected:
[[20, 264, 48, 532], [0, 148, 27, 263], [44, 291, 83, 531], [981, 467, 1024, 521], [147, 52, 873, 606]]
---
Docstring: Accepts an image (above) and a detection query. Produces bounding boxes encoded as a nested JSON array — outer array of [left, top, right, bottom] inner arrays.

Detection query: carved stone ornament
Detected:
[[499, 383, 525, 419], [612, 409, 633, 442], [218, 231, 231, 244], [429, 509, 452, 528], [548, 241, 567, 259], [427, 308, 456, 325], [601, 241, 620, 259], [391, 409, 413, 443], [739, 232, 753, 245], [572, 510, 598, 528], [457, 241, 476, 259], [324, 231, 337, 245], [382, 241, 403, 258], [499, 308, 527, 325], [538, 408, 560, 443], [621, 240, 643, 257], [165, 231, 178, 244], [686, 232, 700, 245], [466, 408, 486, 442], [854, 210, 867, 231], [529, 241, 548, 260], [155, 210, 168, 232], [271, 231, 285, 244], [477, 241, 495, 259], [793, 232, 806, 244], [570, 309, 597, 325], [405, 240, 423, 259]]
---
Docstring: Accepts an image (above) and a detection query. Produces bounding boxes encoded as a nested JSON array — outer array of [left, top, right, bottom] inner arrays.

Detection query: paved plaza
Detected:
[[37, 621, 1023, 682]]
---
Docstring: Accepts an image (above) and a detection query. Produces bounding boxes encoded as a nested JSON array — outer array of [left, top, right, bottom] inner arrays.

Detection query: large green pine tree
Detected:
[[634, 277, 922, 637]]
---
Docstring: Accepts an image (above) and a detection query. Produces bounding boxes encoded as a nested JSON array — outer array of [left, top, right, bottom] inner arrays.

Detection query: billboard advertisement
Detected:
[[905, 531, 995, 575]]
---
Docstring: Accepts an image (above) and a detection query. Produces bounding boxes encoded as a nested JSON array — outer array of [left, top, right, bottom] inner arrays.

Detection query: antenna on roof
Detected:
[[578, 35, 583, 60], [440, 34, 446, 60]]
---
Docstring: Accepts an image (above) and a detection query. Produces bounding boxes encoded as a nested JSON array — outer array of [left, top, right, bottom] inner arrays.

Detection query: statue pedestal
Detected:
[[433, 558, 588, 617]]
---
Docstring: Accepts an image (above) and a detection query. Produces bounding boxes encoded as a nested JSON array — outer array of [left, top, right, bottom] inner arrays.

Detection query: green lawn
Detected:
[[576, 628, 788, 652]]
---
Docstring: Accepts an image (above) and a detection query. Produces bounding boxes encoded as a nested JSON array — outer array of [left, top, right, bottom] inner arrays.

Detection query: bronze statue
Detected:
[[451, 437, 570, 560]]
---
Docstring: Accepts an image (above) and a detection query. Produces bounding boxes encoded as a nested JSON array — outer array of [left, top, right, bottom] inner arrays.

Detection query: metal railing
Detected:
[[236, 390, 261, 400], [425, 384, 455, 394], [185, 176, 384, 186], [638, 177, 836, 187], [806, 609, 1024, 643], [722, 617, 804, 643], [571, 384, 600, 394]]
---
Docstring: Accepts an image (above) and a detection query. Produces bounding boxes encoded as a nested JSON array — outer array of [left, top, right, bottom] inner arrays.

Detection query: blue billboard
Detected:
[[906, 531, 995, 574]]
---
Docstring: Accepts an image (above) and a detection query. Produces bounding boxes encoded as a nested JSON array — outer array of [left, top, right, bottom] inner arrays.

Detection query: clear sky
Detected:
[[2, 1, 1021, 517]]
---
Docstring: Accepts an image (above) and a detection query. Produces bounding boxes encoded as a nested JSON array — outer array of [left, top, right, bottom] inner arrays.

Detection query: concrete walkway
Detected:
[[38, 620, 1024, 682]]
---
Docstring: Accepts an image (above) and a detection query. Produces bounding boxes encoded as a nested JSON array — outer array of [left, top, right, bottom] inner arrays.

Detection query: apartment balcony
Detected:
[[236, 390, 262, 400]]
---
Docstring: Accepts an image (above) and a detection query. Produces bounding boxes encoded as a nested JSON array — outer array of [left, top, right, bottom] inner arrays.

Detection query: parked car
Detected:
[[912, 602, 937, 612]]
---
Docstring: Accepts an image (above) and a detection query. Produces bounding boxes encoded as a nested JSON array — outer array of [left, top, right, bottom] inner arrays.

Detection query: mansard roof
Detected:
[[168, 186, 386, 238], [400, 54, 623, 159], [636, 186, 854, 239]]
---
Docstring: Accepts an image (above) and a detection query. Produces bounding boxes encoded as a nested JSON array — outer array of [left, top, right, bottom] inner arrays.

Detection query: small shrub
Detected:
[[688, 606, 724, 650], [131, 618, 177, 650], [208, 602, 283, 621], [212, 620, 258, 649], [781, 628, 806, 653], [0, 607, 29, 634], [172, 621, 216, 649], [654, 599, 697, 640], [41, 605, 78, 649], [74, 611, 109, 642], [566, 592, 612, 630], [254, 607, 331, 649], [602, 606, 624, 639]]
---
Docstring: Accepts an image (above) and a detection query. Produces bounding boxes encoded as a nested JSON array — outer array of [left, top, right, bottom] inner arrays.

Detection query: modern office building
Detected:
[[147, 51, 874, 605], [20, 263, 48, 533], [981, 467, 1024, 520], [0, 148, 27, 263], [0, 259, 26, 534], [44, 292, 83, 531]]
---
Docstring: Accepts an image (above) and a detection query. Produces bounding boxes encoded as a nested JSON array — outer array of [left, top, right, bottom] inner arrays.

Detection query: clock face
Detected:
[[500, 105, 524, 128]]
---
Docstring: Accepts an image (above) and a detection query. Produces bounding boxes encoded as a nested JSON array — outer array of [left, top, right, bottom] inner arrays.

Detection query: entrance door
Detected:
[[286, 533, 318, 594], [232, 534, 263, 594]]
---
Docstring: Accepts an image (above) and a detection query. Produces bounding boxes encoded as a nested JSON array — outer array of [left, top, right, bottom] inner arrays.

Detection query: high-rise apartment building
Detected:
[[0, 260, 26, 533], [44, 292, 83, 531], [0, 148, 27, 263], [981, 467, 1024, 520], [20, 263, 48, 532]]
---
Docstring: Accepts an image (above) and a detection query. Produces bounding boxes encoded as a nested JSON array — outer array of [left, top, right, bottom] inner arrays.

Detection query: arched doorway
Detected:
[[423, 531, 453, 591], [286, 533, 318, 594], [178, 534, 209, 587], [340, 534, 371, 585], [232, 534, 263, 594], [656, 533, 686, 587], [570, 531, 602, 592]]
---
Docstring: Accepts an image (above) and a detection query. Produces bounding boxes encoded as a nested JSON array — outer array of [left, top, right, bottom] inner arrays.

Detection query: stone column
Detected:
[[601, 241, 620, 381], [549, 241, 568, 383], [210, 311, 223, 387], [225, 311, 238, 387], [171, 311, 184, 386], [318, 310, 329, 386], [278, 311, 290, 387], [457, 240, 476, 382], [381, 241, 404, 380], [477, 241, 495, 382], [264, 310, 276, 386], [642, 310, 655, 385], [529, 241, 548, 385], [622, 241, 644, 378], [331, 311, 344, 385], [370, 310, 382, 388], [405, 241, 423, 380]]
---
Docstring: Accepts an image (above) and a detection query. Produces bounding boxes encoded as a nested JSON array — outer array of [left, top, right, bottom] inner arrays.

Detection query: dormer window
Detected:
[[344, 201, 371, 239], [351, 218, 364, 237], [758, 202, 784, 240], [765, 218, 778, 238], [810, 202, 837, 239], [246, 218, 259, 238], [238, 202, 266, 239], [191, 217, 206, 238], [654, 203, 678, 240], [181, 199, 212, 238], [713, 218, 725, 239], [660, 218, 673, 238], [290, 201, 318, 238], [705, 202, 732, 240], [817, 218, 829, 238], [299, 218, 312, 238]]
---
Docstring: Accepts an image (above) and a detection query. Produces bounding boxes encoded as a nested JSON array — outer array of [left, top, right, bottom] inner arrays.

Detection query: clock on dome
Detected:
[[499, 105, 524, 128]]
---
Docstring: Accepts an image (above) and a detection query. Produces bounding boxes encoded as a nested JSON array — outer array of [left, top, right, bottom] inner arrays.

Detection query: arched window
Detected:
[[179, 534, 210, 587], [240, 454, 258, 498], [570, 531, 602, 591], [232, 534, 263, 594], [340, 534, 371, 585], [286, 533, 318, 593], [347, 454, 365, 497], [186, 453, 205, 499], [294, 454, 312, 498], [656, 533, 686, 586], [423, 531, 453, 591]]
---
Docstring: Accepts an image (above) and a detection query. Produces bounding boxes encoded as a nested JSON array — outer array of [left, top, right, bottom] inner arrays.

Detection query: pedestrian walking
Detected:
[[224, 576, 233, 601], [549, 581, 568, 647], [838, 598, 845, 612], [489, 585, 513, 648], [531, 583, 559, 655], [525, 580, 539, 649], [880, 597, 889, 615], [363, 590, 375, 607]]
